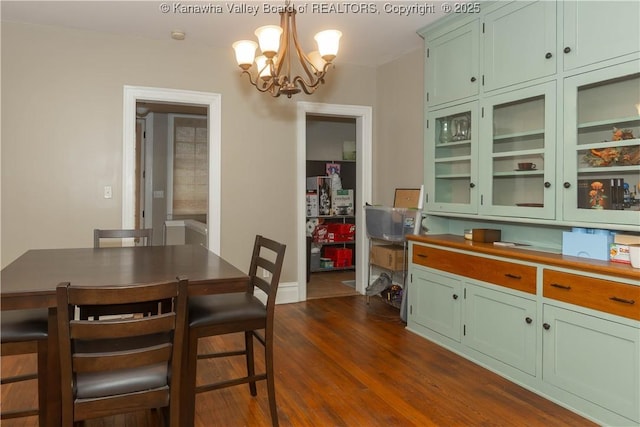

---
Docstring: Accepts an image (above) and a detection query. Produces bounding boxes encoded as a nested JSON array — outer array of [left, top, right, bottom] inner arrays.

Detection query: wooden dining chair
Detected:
[[0, 308, 49, 425], [184, 235, 286, 427], [85, 228, 157, 320], [56, 278, 188, 426], [94, 228, 153, 248]]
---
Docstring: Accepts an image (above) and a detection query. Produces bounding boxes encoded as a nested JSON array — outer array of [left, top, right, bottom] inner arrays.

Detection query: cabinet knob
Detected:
[[470, 183, 476, 188], [564, 46, 571, 54], [453, 294, 459, 300], [544, 181, 551, 188], [563, 182, 571, 189], [470, 76, 477, 83], [545, 52, 553, 59], [525, 317, 533, 324], [543, 323, 551, 330]]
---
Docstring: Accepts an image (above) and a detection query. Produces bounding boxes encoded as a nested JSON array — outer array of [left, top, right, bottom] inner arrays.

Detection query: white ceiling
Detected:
[[0, 0, 454, 67]]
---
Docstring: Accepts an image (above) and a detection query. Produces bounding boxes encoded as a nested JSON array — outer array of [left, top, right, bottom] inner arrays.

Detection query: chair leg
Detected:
[[182, 333, 199, 427], [245, 331, 257, 396], [37, 339, 48, 427], [265, 336, 279, 427]]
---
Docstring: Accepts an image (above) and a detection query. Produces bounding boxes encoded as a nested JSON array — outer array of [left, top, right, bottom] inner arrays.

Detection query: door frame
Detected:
[[296, 102, 373, 301], [122, 85, 222, 254]]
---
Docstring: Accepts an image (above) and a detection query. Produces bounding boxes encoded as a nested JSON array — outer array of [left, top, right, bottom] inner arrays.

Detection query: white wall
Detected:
[[1, 21, 427, 288], [375, 48, 425, 206]]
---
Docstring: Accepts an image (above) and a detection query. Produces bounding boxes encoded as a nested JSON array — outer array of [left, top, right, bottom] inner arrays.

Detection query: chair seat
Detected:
[[76, 362, 169, 399], [1, 309, 48, 342], [188, 293, 266, 328]]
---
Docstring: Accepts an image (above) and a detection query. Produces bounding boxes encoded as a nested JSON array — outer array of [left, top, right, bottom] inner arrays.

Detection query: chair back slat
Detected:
[[94, 228, 153, 248], [68, 282, 175, 305], [73, 344, 173, 373], [247, 235, 286, 311], [70, 313, 176, 339]]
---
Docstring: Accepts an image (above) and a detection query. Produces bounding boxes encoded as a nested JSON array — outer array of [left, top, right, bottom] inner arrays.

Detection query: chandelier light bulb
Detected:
[[255, 25, 283, 58], [314, 30, 342, 62], [232, 40, 258, 70], [307, 51, 326, 73], [255, 55, 271, 80]]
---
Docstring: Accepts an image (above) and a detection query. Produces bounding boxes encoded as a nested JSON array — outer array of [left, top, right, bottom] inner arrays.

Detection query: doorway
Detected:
[[123, 86, 222, 254], [296, 102, 373, 302]]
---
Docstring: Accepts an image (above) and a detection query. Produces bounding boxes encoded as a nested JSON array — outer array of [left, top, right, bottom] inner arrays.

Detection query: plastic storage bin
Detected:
[[365, 206, 422, 242]]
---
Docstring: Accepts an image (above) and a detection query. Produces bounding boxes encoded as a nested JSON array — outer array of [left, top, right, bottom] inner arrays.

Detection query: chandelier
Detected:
[[231, 1, 342, 98]]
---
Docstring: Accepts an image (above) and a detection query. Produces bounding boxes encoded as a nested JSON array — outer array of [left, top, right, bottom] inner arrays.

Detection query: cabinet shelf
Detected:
[[493, 170, 544, 177], [436, 139, 472, 148], [434, 155, 472, 163], [491, 148, 545, 158], [435, 173, 472, 179], [576, 139, 640, 150], [577, 116, 640, 130], [577, 165, 640, 174], [493, 129, 545, 141]]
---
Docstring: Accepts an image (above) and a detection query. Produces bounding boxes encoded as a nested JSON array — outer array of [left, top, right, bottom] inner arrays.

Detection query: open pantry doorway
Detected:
[[296, 102, 372, 302]]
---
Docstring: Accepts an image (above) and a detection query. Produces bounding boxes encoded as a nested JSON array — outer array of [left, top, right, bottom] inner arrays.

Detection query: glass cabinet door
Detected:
[[425, 102, 479, 213], [479, 82, 556, 219], [563, 61, 640, 226]]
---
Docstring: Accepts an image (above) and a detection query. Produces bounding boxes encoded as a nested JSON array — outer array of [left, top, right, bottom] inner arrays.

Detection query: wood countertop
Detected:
[[407, 234, 640, 282]]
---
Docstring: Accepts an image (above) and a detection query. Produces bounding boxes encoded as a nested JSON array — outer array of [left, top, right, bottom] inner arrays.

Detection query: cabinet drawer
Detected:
[[543, 269, 640, 321], [413, 245, 536, 294]]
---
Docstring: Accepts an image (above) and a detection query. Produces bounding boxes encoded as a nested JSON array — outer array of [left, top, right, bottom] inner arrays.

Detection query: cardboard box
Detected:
[[471, 229, 502, 243], [332, 189, 354, 216], [370, 245, 406, 271], [306, 192, 318, 217], [610, 243, 631, 264], [614, 234, 640, 245], [306, 176, 332, 215]]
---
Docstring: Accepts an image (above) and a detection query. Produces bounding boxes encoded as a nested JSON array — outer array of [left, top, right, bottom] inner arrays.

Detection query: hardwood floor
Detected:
[[1, 296, 596, 427], [307, 270, 358, 299]]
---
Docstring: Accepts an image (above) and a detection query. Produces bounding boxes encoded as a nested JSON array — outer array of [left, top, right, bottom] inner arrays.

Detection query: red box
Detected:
[[313, 223, 355, 243], [327, 223, 355, 235], [323, 247, 353, 267]]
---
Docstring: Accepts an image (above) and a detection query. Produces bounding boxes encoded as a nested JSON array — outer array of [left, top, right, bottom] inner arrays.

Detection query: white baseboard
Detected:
[[254, 281, 300, 304]]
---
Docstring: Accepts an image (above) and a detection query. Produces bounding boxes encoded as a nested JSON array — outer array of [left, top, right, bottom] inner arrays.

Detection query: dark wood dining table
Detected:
[[1, 244, 250, 426]]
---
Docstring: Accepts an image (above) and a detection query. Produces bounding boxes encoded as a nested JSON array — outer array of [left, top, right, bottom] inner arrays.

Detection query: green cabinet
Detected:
[[425, 101, 479, 214], [408, 239, 640, 426], [562, 1, 640, 71], [479, 81, 556, 219], [542, 304, 640, 424], [408, 246, 537, 376], [424, 20, 479, 107], [483, 0, 556, 92], [419, 0, 640, 230], [464, 285, 537, 376], [562, 61, 640, 226], [408, 267, 462, 342]]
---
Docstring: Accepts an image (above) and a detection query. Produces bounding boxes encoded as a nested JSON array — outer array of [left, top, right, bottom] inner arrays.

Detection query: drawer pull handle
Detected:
[[550, 283, 571, 290], [609, 296, 635, 305], [504, 273, 521, 280], [416, 254, 428, 258]]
